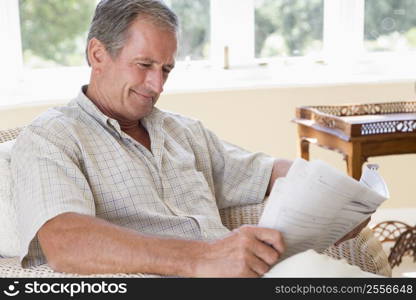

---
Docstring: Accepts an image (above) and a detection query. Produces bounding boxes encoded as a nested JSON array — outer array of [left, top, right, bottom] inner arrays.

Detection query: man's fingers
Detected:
[[244, 270, 260, 278], [230, 225, 285, 277], [248, 254, 271, 276], [360, 217, 371, 230], [251, 227, 285, 255], [334, 217, 371, 246], [251, 239, 281, 266]]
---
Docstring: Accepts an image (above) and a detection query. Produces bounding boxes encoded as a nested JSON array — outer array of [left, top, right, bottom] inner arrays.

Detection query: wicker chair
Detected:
[[0, 127, 391, 277]]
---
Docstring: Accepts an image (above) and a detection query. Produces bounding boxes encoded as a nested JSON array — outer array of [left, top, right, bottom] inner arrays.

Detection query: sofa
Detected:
[[0, 127, 392, 277]]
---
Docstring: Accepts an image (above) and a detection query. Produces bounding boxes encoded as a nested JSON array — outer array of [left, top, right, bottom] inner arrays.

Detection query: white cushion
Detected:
[[0, 140, 15, 159], [0, 140, 20, 257], [263, 249, 382, 277]]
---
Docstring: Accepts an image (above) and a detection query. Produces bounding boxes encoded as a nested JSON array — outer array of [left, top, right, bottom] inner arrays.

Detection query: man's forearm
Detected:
[[38, 212, 204, 276], [266, 158, 293, 196]]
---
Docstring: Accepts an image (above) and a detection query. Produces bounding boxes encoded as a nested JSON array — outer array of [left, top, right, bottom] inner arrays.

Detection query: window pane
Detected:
[[167, 0, 210, 60], [255, 0, 323, 58], [365, 0, 416, 52], [19, 0, 96, 68]]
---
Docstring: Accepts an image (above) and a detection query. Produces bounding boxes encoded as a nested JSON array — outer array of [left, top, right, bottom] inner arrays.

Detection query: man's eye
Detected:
[[138, 63, 151, 68], [163, 68, 171, 74]]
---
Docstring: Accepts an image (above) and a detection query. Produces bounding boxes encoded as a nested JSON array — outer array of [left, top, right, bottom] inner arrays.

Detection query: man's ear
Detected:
[[87, 38, 109, 74]]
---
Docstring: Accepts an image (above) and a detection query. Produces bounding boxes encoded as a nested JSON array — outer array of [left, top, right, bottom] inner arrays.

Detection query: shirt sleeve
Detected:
[[11, 124, 95, 268], [196, 122, 275, 209]]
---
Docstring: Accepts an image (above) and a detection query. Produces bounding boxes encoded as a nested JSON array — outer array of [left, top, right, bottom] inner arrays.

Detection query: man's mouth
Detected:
[[131, 89, 154, 102]]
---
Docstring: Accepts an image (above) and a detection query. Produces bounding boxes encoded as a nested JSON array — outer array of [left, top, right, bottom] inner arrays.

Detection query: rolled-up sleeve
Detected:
[[11, 125, 95, 268], [197, 122, 275, 209]]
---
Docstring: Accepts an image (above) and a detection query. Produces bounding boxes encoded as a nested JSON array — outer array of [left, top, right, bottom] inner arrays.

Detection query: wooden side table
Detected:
[[293, 102, 416, 179]]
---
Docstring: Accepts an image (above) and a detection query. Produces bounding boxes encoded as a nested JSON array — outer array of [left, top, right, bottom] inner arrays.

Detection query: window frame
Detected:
[[0, 0, 23, 88], [323, 0, 365, 64]]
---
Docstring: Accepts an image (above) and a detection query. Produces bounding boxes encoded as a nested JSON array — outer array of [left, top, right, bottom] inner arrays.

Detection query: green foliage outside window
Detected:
[[255, 0, 324, 58], [19, 0, 415, 68], [19, 0, 210, 68], [168, 0, 210, 60], [365, 0, 416, 51], [255, 0, 416, 57], [19, 0, 95, 67]]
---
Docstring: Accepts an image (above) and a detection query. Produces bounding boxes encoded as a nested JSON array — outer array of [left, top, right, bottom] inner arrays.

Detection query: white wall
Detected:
[[1, 81, 415, 208]]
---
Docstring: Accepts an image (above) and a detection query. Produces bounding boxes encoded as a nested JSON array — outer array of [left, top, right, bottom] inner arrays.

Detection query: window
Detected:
[[19, 0, 96, 68], [364, 0, 416, 52], [1, 0, 416, 106], [18, 0, 211, 68], [167, 0, 210, 61], [255, 0, 324, 58]]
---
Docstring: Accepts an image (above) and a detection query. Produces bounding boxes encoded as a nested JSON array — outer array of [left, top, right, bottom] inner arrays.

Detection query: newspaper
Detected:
[[258, 158, 389, 260]]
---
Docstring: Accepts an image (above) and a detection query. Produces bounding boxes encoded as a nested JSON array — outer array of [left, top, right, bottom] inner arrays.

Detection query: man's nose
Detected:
[[146, 70, 164, 94]]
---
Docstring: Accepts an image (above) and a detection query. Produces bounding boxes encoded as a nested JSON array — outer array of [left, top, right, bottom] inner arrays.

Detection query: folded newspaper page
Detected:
[[258, 158, 389, 260]]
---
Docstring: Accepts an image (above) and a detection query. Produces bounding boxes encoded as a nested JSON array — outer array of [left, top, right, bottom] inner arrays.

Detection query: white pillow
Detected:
[[0, 140, 20, 257], [263, 249, 382, 277], [0, 140, 15, 159]]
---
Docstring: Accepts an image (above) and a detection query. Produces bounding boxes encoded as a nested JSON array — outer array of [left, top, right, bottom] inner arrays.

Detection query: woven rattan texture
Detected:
[[323, 228, 392, 277], [313, 102, 416, 117], [0, 127, 22, 143], [0, 257, 151, 278]]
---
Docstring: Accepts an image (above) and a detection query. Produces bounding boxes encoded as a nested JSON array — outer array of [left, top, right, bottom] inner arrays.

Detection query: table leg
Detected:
[[300, 139, 310, 161], [346, 154, 365, 180]]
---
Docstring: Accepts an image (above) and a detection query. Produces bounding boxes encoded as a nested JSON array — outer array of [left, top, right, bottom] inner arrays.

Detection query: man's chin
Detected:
[[129, 104, 154, 120], [127, 92, 158, 118]]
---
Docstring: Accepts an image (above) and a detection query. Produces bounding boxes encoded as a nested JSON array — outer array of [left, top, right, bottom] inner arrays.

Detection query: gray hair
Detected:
[[86, 0, 178, 65]]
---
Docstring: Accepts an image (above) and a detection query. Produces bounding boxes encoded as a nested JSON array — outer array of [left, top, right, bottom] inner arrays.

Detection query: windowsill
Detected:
[[1, 53, 416, 108], [166, 57, 416, 93]]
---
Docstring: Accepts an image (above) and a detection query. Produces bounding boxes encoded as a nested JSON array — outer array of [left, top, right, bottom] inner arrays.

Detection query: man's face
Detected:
[[96, 19, 177, 121]]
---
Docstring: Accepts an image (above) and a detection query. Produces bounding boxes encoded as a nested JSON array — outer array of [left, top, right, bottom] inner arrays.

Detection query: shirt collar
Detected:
[[72, 85, 111, 128], [71, 85, 166, 136]]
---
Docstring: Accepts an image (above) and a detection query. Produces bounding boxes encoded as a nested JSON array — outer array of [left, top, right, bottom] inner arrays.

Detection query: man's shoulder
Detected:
[[32, 104, 81, 126], [20, 103, 86, 141], [12, 105, 85, 160]]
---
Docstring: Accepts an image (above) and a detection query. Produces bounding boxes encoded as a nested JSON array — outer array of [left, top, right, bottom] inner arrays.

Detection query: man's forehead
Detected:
[[122, 19, 177, 64], [127, 17, 178, 42]]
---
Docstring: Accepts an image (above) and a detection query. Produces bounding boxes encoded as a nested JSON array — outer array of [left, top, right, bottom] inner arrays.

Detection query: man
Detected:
[[11, 0, 364, 277]]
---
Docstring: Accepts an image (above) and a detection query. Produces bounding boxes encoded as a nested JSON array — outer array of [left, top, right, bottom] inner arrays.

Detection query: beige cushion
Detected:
[[0, 140, 20, 257], [264, 249, 382, 277]]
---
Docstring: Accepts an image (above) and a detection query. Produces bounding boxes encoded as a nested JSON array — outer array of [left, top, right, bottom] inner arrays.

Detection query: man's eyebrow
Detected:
[[135, 57, 175, 68], [135, 57, 154, 62]]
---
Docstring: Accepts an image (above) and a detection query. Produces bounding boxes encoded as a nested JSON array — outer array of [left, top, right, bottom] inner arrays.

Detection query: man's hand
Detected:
[[334, 217, 371, 246], [192, 225, 285, 277], [267, 159, 293, 196]]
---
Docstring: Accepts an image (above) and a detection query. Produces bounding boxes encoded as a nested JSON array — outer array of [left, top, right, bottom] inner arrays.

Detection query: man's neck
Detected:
[[124, 123, 152, 152], [84, 84, 152, 151]]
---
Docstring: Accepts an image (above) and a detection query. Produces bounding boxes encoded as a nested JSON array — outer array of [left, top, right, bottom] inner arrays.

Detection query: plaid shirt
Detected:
[[11, 87, 274, 268]]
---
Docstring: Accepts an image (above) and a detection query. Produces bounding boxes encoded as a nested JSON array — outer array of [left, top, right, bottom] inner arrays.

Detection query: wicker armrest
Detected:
[[219, 202, 265, 229], [0, 257, 154, 278], [323, 228, 391, 277], [219, 202, 392, 277], [0, 127, 22, 143]]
